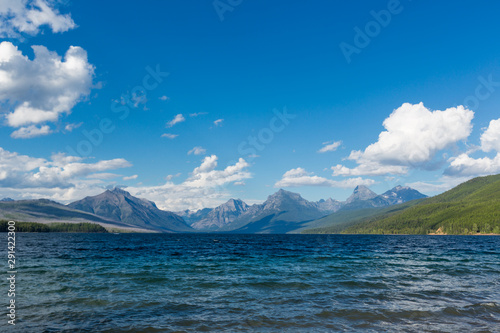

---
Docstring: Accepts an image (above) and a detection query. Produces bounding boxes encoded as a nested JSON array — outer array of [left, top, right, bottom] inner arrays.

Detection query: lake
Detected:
[[5, 234, 500, 332]]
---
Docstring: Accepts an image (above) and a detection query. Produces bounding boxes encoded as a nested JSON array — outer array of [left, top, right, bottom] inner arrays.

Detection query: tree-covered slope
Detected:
[[341, 174, 500, 235], [299, 200, 421, 234]]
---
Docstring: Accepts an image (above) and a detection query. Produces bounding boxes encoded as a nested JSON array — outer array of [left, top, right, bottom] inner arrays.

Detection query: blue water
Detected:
[[3, 234, 500, 332]]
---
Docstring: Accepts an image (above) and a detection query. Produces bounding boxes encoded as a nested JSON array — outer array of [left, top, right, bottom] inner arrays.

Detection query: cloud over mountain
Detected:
[[129, 155, 251, 211], [275, 167, 375, 188]]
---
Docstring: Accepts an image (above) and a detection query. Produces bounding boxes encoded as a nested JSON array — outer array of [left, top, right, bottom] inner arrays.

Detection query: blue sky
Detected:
[[0, 0, 499, 210]]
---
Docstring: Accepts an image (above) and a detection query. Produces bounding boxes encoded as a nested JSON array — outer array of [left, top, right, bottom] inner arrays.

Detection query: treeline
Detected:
[[305, 174, 500, 235], [0, 221, 108, 233], [342, 198, 500, 235]]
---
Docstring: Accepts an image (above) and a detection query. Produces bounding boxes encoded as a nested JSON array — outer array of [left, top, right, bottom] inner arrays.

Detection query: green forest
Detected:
[[0, 221, 108, 233], [342, 174, 500, 235], [303, 174, 500, 235]]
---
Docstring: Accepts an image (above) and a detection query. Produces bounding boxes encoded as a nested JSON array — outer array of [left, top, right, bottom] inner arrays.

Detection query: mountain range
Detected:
[[179, 185, 427, 233], [340, 185, 427, 211], [187, 199, 249, 231], [0, 184, 427, 233], [68, 188, 192, 232], [0, 198, 149, 232], [1, 175, 497, 235]]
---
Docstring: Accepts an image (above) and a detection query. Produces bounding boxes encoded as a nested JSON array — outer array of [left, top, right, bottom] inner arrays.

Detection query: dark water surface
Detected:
[[3, 234, 500, 332]]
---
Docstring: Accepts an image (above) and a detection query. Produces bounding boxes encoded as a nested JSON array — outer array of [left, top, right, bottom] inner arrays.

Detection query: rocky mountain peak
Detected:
[[222, 198, 248, 211], [380, 185, 427, 205], [68, 189, 191, 232], [269, 189, 302, 201], [190, 198, 250, 230], [346, 185, 378, 204], [107, 187, 132, 196]]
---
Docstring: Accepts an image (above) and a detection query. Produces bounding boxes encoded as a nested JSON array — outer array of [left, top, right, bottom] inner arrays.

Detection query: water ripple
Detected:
[[3, 233, 500, 332]]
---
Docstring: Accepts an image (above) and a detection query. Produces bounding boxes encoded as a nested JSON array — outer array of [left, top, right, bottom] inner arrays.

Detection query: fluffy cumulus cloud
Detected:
[[318, 140, 342, 153], [128, 155, 251, 210], [275, 167, 375, 188], [0, 148, 131, 189], [443, 118, 500, 177], [445, 153, 500, 177], [333, 103, 474, 176], [332, 162, 408, 177], [10, 124, 51, 138], [0, 0, 76, 38], [480, 118, 500, 153], [0, 147, 132, 202], [0, 145, 250, 211], [0, 42, 95, 135]]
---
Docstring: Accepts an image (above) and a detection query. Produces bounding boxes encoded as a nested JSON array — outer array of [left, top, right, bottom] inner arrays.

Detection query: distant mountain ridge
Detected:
[[220, 189, 328, 233], [68, 188, 192, 232], [0, 184, 427, 234], [172, 185, 426, 233], [189, 199, 249, 230], [340, 185, 427, 211], [177, 208, 212, 225], [0, 198, 148, 232], [315, 198, 343, 213]]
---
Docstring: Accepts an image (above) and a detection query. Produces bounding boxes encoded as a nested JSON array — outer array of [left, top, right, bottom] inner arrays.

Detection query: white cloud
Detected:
[[444, 153, 500, 177], [190, 112, 207, 117], [161, 133, 178, 139], [0, 148, 134, 203], [159, 95, 169, 101], [213, 118, 224, 127], [10, 124, 51, 138], [131, 91, 147, 107], [332, 163, 408, 176], [406, 176, 471, 194], [165, 173, 181, 181], [334, 103, 474, 176], [318, 140, 342, 153], [436, 117, 500, 178], [166, 114, 185, 128], [0, 42, 95, 133], [0, 147, 131, 189], [128, 155, 251, 211], [123, 175, 138, 181], [0, 0, 76, 38], [480, 118, 500, 153], [64, 122, 82, 132], [87, 173, 121, 180], [275, 167, 375, 188], [188, 146, 206, 156]]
